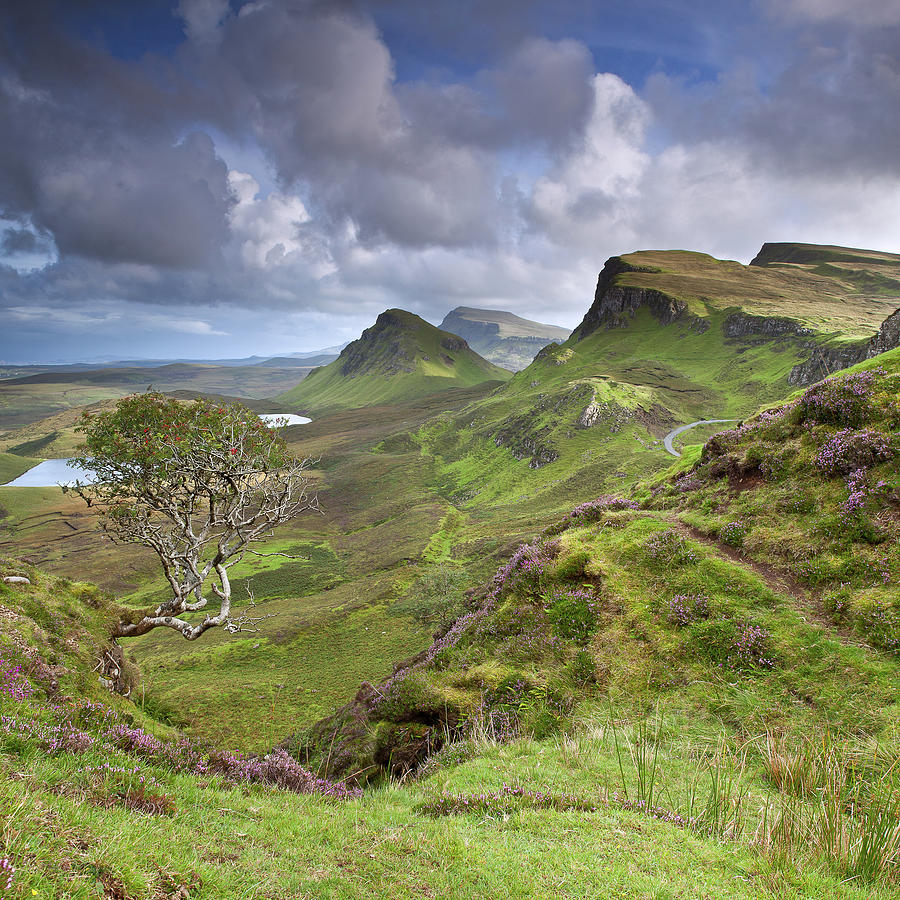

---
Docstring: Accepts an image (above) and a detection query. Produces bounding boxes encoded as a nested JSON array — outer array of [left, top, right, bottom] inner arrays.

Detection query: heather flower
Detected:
[[0, 857, 13, 892], [814, 429, 893, 477], [719, 520, 749, 547], [0, 656, 32, 702], [665, 595, 710, 627], [729, 623, 775, 670], [567, 495, 639, 526], [799, 370, 883, 427]]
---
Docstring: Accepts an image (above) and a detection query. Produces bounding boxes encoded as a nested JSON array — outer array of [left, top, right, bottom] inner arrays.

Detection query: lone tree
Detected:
[[67, 393, 317, 641]]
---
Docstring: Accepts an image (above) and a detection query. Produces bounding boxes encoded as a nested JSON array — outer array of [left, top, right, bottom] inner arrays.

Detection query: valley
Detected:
[[2, 242, 900, 898]]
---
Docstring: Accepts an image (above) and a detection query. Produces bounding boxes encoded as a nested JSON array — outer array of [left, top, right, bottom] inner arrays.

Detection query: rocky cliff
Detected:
[[440, 307, 571, 371], [867, 307, 900, 358], [572, 257, 690, 340]]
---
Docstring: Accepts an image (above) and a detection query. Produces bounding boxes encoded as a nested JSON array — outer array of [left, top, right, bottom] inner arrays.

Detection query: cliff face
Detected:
[[786, 306, 900, 385], [572, 257, 688, 340], [867, 307, 900, 358], [440, 307, 571, 371], [722, 313, 812, 339]]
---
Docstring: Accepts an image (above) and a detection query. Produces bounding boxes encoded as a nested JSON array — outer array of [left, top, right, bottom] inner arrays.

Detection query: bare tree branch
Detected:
[[66, 393, 320, 642]]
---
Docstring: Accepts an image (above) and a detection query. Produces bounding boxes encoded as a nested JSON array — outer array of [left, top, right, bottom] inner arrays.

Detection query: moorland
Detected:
[[2, 242, 900, 899]]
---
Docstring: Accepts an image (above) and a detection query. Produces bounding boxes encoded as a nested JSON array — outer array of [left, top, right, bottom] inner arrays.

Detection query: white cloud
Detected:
[[227, 170, 335, 274], [177, 0, 231, 43]]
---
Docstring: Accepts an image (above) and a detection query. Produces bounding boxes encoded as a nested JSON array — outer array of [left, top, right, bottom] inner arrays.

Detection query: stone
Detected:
[[2, 576, 30, 585]]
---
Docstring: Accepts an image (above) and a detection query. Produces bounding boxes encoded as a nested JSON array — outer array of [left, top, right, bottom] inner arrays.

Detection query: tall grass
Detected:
[[754, 730, 900, 883], [603, 716, 900, 886]]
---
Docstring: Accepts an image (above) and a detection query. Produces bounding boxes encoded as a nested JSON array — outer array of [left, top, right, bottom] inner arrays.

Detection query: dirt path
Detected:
[[665, 517, 868, 648]]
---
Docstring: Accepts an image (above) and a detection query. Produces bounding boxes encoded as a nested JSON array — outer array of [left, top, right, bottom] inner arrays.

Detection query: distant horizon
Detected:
[[0, 302, 576, 366]]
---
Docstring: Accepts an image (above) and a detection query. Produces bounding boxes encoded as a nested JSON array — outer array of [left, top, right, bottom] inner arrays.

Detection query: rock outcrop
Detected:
[[787, 345, 868, 386], [723, 312, 812, 340], [866, 307, 900, 358], [787, 306, 900, 385], [572, 257, 689, 340]]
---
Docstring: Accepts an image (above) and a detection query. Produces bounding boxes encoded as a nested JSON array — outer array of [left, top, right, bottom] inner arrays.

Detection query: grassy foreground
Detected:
[[1, 565, 896, 900]]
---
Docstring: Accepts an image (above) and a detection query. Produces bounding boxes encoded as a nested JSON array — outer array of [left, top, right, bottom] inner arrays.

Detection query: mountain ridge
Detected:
[[279, 308, 511, 412], [439, 306, 571, 371]]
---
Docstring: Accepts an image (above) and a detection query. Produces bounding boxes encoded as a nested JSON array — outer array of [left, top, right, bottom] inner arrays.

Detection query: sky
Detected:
[[1, 0, 899, 363]]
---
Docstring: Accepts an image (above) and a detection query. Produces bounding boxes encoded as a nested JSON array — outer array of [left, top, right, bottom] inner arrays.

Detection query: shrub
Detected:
[[719, 520, 749, 547], [665, 595, 710, 627], [544, 587, 599, 645], [690, 618, 775, 671], [488, 540, 560, 599], [566, 495, 640, 526], [799, 370, 882, 428], [814, 429, 893, 477]]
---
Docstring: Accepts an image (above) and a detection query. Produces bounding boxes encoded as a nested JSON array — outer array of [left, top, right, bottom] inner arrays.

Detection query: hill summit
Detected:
[[439, 307, 571, 371], [279, 309, 511, 412]]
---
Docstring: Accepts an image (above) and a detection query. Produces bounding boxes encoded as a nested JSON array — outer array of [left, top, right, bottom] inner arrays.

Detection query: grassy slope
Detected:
[[3, 246, 900, 896], [279, 309, 511, 413], [0, 388, 513, 751], [617, 246, 900, 339], [3, 561, 896, 899]]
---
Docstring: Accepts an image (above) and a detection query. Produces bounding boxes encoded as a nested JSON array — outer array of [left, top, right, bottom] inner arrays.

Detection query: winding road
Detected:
[[663, 419, 738, 457]]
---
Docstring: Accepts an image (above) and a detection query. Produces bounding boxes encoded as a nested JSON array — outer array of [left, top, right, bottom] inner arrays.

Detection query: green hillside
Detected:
[[279, 309, 511, 413], [4, 244, 900, 898], [439, 306, 571, 371], [414, 244, 900, 512]]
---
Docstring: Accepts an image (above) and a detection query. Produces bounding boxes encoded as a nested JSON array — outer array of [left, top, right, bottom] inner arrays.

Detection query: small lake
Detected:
[[259, 413, 311, 426], [2, 414, 310, 487], [4, 458, 99, 487]]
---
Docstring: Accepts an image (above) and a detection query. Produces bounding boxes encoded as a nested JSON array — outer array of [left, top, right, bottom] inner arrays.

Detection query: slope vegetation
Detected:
[[415, 244, 900, 512], [280, 309, 511, 413]]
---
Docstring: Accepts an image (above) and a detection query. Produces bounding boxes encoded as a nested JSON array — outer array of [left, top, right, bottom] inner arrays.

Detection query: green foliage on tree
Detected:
[[67, 393, 317, 641]]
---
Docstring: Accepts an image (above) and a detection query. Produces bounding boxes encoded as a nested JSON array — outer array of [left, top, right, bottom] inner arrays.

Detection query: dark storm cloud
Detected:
[[399, 38, 594, 151], [0, 3, 234, 268], [206, 2, 588, 247], [645, 13, 900, 177], [2, 0, 900, 364]]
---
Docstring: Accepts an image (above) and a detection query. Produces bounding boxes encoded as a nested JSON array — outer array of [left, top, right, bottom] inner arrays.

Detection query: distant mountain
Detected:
[[253, 353, 340, 368], [439, 306, 571, 371], [279, 309, 511, 412], [0, 345, 345, 372]]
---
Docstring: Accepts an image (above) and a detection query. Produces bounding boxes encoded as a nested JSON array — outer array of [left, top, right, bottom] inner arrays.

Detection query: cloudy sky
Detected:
[[1, 0, 899, 363]]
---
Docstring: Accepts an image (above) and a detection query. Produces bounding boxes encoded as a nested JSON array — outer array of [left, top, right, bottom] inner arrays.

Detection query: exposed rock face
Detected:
[[788, 346, 868, 386], [867, 307, 900, 358], [787, 306, 900, 385], [577, 400, 604, 428], [723, 313, 812, 339], [573, 257, 687, 340], [440, 307, 571, 371]]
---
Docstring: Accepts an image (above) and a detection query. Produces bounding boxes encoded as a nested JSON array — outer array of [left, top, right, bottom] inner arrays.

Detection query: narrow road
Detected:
[[663, 419, 738, 457]]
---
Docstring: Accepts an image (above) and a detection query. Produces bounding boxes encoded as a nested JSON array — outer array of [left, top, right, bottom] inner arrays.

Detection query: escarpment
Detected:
[[572, 257, 688, 339], [787, 306, 900, 385]]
